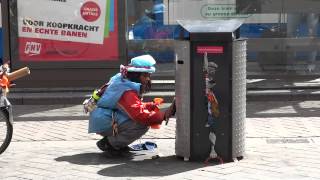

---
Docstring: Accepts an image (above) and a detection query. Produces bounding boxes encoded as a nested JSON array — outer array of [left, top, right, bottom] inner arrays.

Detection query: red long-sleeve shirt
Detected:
[[117, 90, 165, 126]]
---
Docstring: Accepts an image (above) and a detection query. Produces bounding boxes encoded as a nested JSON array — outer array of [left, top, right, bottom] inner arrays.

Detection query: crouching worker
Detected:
[[88, 55, 176, 155]]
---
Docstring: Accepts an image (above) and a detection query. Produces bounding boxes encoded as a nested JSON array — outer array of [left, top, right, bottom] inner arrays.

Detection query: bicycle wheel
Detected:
[[0, 109, 12, 154]]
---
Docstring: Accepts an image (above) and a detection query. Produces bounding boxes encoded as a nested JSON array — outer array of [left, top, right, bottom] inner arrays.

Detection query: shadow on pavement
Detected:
[[98, 156, 205, 177], [55, 152, 135, 165], [247, 100, 320, 118], [13, 105, 88, 122], [55, 152, 209, 177]]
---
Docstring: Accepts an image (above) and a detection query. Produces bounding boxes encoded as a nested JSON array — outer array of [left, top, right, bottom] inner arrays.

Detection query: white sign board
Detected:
[[164, 0, 279, 25], [17, 0, 107, 44]]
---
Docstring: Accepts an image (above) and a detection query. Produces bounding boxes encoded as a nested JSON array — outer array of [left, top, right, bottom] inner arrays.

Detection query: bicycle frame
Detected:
[[0, 95, 13, 125], [0, 82, 13, 155], [0, 64, 29, 154]]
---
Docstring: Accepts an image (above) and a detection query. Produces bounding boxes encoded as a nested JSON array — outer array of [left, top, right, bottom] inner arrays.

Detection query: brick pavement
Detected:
[[0, 101, 320, 179]]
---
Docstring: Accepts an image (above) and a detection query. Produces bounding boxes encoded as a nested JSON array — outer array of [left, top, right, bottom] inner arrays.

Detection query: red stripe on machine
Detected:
[[197, 46, 224, 54]]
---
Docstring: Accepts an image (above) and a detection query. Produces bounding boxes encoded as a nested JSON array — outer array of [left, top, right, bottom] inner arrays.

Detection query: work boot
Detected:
[[96, 136, 110, 152], [96, 137, 131, 156]]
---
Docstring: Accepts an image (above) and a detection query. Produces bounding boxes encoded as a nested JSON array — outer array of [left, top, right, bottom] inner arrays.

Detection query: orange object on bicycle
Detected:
[[0, 75, 10, 94]]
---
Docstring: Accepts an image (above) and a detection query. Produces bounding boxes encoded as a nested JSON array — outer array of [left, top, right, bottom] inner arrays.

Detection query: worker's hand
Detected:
[[164, 98, 176, 120]]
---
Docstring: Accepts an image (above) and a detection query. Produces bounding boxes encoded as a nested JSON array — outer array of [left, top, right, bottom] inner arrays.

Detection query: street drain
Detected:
[[266, 138, 310, 144]]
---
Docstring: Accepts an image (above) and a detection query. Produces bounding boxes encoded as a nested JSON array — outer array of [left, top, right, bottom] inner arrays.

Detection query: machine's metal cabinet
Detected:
[[175, 20, 246, 162]]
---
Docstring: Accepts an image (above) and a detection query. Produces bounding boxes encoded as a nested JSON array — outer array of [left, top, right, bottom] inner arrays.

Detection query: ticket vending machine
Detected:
[[175, 19, 246, 162]]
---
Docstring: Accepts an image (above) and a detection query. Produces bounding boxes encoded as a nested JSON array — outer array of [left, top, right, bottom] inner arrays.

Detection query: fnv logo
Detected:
[[25, 42, 42, 56]]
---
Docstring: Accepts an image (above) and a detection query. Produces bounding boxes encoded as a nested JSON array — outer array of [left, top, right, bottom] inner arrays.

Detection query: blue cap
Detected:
[[127, 55, 156, 73], [152, 3, 164, 14]]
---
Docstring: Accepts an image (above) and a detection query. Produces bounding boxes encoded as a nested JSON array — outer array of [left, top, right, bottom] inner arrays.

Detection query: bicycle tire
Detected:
[[0, 109, 12, 154]]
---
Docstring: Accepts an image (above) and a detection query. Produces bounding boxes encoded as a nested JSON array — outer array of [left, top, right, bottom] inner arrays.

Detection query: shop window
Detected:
[[127, 0, 186, 40]]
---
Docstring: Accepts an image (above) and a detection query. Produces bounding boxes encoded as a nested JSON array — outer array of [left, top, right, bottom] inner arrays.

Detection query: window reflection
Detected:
[[126, 0, 186, 76], [286, 13, 319, 72], [126, 0, 320, 78], [127, 0, 185, 40]]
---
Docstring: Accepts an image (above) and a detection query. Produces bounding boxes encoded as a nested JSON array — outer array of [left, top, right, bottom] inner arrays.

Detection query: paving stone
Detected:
[[1, 101, 320, 179]]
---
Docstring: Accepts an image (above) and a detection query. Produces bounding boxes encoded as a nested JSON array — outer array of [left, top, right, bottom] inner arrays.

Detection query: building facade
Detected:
[[127, 0, 320, 89], [2, 0, 320, 88]]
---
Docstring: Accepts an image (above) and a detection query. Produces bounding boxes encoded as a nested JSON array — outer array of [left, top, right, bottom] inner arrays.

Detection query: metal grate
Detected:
[[266, 138, 310, 144], [175, 41, 191, 159], [232, 40, 247, 158]]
